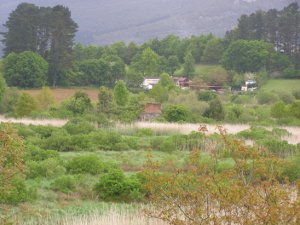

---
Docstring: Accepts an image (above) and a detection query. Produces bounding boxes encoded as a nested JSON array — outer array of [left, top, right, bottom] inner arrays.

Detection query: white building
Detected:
[[141, 78, 160, 90]]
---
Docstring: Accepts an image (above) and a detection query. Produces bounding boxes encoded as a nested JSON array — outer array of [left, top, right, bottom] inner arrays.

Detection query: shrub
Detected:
[[282, 157, 300, 182], [257, 91, 278, 104], [51, 175, 76, 193], [123, 137, 139, 150], [0, 87, 20, 113], [94, 169, 142, 201], [277, 92, 295, 104], [203, 98, 225, 121], [15, 93, 37, 117], [160, 137, 177, 152], [270, 102, 287, 119], [136, 128, 154, 137], [163, 104, 191, 122], [63, 118, 96, 135], [89, 130, 123, 151], [260, 139, 298, 157], [65, 91, 93, 115], [0, 178, 35, 204], [198, 91, 217, 102], [150, 136, 166, 150], [26, 158, 65, 179], [25, 146, 59, 161], [292, 90, 300, 100], [289, 101, 300, 119], [114, 142, 130, 151], [41, 130, 72, 151], [66, 155, 104, 175]]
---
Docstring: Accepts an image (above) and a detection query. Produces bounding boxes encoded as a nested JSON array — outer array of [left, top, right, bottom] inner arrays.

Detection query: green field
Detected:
[[261, 79, 300, 93], [175, 64, 227, 79]]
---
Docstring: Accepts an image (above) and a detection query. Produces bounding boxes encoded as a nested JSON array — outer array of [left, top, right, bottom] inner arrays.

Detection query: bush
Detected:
[[160, 137, 178, 152], [197, 91, 217, 102], [270, 102, 287, 119], [63, 118, 96, 135], [51, 175, 76, 193], [25, 146, 59, 161], [0, 87, 20, 113], [289, 101, 300, 119], [15, 93, 37, 117], [66, 155, 104, 175], [163, 104, 191, 122], [282, 157, 300, 182], [41, 130, 72, 151], [136, 128, 154, 137], [203, 98, 225, 121], [0, 178, 35, 204], [277, 92, 295, 104], [114, 142, 130, 151], [150, 136, 166, 150], [89, 130, 123, 151], [257, 91, 278, 104], [94, 169, 142, 201], [292, 90, 300, 100], [26, 158, 66, 179]]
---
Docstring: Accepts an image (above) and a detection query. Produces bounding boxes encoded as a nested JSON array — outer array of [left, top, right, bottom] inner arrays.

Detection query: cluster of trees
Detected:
[[1, 3, 78, 86], [226, 3, 300, 69]]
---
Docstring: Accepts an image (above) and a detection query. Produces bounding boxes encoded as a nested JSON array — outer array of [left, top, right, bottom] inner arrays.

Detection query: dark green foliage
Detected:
[[3, 51, 48, 88], [222, 40, 270, 73], [165, 55, 180, 75], [89, 131, 123, 151], [63, 118, 95, 135], [15, 93, 37, 117], [202, 38, 224, 64], [160, 138, 177, 152], [150, 136, 166, 151], [136, 128, 154, 137], [51, 175, 76, 193], [125, 68, 144, 88], [163, 104, 191, 122], [149, 83, 169, 103], [261, 139, 298, 157], [282, 67, 300, 79], [94, 169, 142, 201], [197, 91, 217, 101], [66, 155, 104, 175], [277, 92, 295, 104], [203, 98, 225, 121]]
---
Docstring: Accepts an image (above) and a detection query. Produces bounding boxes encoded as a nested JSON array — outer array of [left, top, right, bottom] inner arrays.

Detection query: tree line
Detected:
[[1, 2, 300, 88]]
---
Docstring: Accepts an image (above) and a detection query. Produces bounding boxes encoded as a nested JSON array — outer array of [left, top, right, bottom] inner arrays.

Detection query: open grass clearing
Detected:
[[261, 79, 300, 93]]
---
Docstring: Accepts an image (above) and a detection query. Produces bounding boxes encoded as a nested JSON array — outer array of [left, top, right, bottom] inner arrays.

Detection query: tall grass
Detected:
[[10, 203, 166, 225]]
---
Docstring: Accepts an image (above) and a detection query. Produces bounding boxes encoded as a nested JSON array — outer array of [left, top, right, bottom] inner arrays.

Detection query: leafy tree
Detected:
[[163, 105, 190, 122], [3, 51, 48, 88], [183, 51, 195, 78], [48, 5, 78, 86], [0, 74, 7, 102], [36, 86, 56, 110], [114, 80, 129, 106], [131, 47, 160, 76], [289, 101, 300, 119], [15, 93, 37, 117], [144, 128, 299, 224], [159, 73, 175, 90], [2, 3, 40, 55], [202, 38, 224, 64], [125, 68, 144, 88], [149, 83, 169, 103], [166, 55, 180, 75], [126, 42, 139, 64], [66, 91, 92, 115], [98, 86, 114, 113], [102, 55, 126, 86], [222, 40, 270, 73], [203, 98, 225, 121]]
